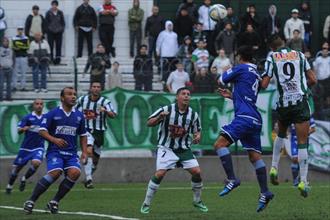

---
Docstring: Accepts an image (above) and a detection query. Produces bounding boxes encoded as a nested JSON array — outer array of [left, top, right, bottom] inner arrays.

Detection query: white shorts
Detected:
[[87, 132, 102, 156], [156, 146, 199, 171]]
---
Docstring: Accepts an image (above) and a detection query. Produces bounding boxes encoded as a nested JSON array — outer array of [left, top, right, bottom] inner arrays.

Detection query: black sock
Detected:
[[30, 175, 54, 202], [24, 166, 37, 180], [53, 177, 75, 202]]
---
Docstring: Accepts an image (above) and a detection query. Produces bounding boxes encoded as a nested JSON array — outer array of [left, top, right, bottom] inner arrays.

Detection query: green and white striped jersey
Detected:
[[149, 103, 201, 150], [264, 47, 311, 107], [76, 95, 116, 131]]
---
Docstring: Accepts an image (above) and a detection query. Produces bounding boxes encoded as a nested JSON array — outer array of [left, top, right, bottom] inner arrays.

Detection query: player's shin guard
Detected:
[[191, 176, 203, 203], [30, 174, 54, 202], [53, 177, 76, 202], [143, 176, 161, 206], [254, 159, 269, 193], [298, 146, 308, 183], [24, 166, 37, 180], [84, 157, 93, 181], [271, 136, 285, 168], [216, 147, 235, 180]]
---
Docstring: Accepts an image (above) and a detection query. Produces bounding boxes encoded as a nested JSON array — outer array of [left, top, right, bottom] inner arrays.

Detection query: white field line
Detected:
[[0, 205, 139, 220]]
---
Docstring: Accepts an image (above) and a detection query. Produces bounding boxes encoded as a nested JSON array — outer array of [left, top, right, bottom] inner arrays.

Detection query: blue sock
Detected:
[[30, 174, 54, 202], [291, 163, 299, 180], [24, 166, 37, 180], [254, 159, 268, 193], [53, 177, 76, 202], [216, 148, 235, 180]]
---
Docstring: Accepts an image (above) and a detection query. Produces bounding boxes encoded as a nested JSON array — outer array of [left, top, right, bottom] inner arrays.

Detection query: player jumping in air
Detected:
[[140, 87, 208, 214], [6, 99, 45, 194], [214, 46, 274, 212], [261, 36, 317, 197], [23, 87, 88, 214]]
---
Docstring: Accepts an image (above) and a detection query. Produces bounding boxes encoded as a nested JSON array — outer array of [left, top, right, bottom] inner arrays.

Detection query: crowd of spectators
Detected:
[[0, 0, 329, 120]]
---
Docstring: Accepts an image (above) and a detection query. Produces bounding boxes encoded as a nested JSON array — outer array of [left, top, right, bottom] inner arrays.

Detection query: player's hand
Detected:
[[52, 138, 68, 148], [193, 132, 201, 144], [157, 111, 169, 121], [217, 88, 232, 99], [99, 106, 107, 112]]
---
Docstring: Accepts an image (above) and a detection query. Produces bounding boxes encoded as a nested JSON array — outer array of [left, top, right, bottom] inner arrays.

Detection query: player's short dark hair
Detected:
[[90, 81, 101, 87], [176, 87, 190, 95], [60, 87, 75, 97], [269, 35, 284, 50], [140, 44, 148, 50], [293, 29, 300, 34], [237, 46, 254, 62], [51, 0, 59, 6]]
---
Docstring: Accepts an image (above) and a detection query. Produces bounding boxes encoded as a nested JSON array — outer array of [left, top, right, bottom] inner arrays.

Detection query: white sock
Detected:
[[191, 181, 203, 203], [298, 148, 309, 183], [84, 158, 93, 181], [143, 180, 160, 206], [272, 137, 285, 169]]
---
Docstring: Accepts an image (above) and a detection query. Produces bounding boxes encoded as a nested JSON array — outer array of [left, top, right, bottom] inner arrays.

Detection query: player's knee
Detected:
[[67, 169, 81, 180], [87, 147, 93, 156], [155, 170, 167, 179], [291, 157, 299, 163], [189, 167, 201, 176], [248, 151, 262, 163], [31, 160, 41, 168], [48, 170, 62, 179]]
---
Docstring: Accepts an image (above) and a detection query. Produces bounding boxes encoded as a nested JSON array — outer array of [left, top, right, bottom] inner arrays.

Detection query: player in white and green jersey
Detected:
[[261, 36, 317, 197], [140, 87, 208, 214]]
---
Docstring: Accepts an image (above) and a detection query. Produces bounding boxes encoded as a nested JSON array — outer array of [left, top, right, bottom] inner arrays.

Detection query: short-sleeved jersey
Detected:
[[220, 63, 262, 122], [264, 48, 311, 107], [76, 95, 116, 131], [290, 117, 315, 147], [149, 103, 201, 150], [18, 112, 45, 151], [40, 106, 87, 154]]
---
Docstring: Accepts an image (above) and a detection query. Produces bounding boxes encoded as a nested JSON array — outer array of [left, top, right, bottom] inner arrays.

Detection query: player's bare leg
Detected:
[[295, 120, 310, 197], [187, 166, 208, 212], [270, 120, 288, 185], [24, 169, 61, 214], [214, 135, 240, 196], [141, 169, 166, 214], [6, 165, 23, 194], [20, 160, 41, 192], [248, 151, 274, 212]]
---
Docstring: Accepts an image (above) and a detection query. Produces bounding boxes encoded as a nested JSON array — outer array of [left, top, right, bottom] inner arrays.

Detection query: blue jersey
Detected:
[[18, 112, 45, 151], [40, 106, 87, 154], [220, 63, 262, 122]]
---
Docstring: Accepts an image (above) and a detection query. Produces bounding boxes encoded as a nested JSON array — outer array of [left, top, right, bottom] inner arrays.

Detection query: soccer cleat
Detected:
[[23, 200, 34, 214], [19, 180, 26, 192], [298, 181, 310, 198], [269, 167, 279, 185], [5, 185, 13, 194], [293, 177, 300, 187], [84, 180, 94, 189], [46, 200, 59, 214], [257, 191, 274, 212], [219, 178, 241, 197], [140, 203, 150, 214], [193, 201, 208, 212]]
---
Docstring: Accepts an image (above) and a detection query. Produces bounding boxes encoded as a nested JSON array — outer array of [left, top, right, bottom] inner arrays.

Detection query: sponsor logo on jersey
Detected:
[[273, 51, 298, 61], [55, 126, 77, 136]]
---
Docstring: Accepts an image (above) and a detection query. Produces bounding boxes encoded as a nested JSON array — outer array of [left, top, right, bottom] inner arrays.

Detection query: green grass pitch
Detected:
[[1, 182, 329, 220]]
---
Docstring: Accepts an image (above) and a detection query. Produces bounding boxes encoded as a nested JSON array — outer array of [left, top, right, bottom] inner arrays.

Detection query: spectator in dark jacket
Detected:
[[240, 4, 261, 33], [145, 6, 164, 59], [238, 24, 261, 58], [174, 6, 194, 44], [73, 0, 97, 57], [193, 67, 215, 93], [128, 0, 144, 58], [25, 5, 47, 40], [214, 22, 236, 63], [214, 7, 240, 37], [84, 43, 111, 90], [299, 2, 313, 48], [262, 5, 281, 43], [133, 45, 153, 91], [98, 0, 118, 57], [176, 0, 198, 23], [45, 0, 65, 64]]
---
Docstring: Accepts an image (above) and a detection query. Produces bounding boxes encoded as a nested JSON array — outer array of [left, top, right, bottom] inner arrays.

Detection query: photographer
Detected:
[[28, 32, 50, 93], [84, 43, 111, 90]]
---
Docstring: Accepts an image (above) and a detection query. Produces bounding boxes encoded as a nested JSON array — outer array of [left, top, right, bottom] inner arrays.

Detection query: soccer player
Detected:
[[261, 35, 317, 197], [214, 46, 274, 212], [271, 117, 316, 186], [140, 87, 208, 214], [76, 81, 116, 189], [23, 87, 87, 214], [6, 99, 45, 194]]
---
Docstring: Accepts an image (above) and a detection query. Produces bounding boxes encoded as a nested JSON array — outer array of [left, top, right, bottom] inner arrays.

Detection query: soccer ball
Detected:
[[209, 4, 227, 22]]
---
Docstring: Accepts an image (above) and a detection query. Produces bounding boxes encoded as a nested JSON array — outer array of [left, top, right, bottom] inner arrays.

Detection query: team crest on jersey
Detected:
[[42, 118, 47, 124]]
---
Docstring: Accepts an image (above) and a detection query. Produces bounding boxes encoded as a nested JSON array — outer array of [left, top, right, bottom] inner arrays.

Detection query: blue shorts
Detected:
[[13, 149, 44, 166], [221, 116, 262, 153], [46, 151, 81, 173]]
